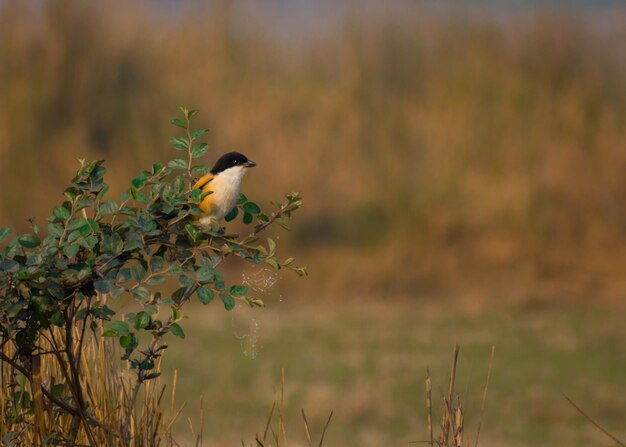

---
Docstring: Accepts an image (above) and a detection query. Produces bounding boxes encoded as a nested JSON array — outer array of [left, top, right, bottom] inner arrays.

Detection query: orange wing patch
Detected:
[[193, 173, 214, 190], [193, 173, 217, 214]]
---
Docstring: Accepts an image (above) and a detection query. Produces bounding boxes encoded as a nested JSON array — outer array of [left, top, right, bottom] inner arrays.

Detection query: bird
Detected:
[[193, 151, 256, 226]]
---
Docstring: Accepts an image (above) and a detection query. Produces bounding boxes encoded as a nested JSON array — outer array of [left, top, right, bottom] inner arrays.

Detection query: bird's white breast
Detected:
[[200, 165, 247, 225]]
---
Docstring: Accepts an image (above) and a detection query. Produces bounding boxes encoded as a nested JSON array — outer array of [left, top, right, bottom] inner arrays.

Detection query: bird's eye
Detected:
[[233, 160, 239, 164]]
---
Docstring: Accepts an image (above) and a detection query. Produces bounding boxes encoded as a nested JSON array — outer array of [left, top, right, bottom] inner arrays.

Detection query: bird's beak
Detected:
[[244, 160, 256, 168]]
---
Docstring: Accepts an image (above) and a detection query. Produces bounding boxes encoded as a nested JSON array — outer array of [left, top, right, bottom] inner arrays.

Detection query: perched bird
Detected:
[[193, 151, 256, 226]]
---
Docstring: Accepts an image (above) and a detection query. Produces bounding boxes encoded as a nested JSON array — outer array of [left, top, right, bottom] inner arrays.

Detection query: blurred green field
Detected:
[[160, 298, 626, 447]]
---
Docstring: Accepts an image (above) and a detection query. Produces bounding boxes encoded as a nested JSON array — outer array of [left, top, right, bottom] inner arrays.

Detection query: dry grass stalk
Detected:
[[474, 346, 495, 447], [417, 345, 494, 447], [440, 344, 460, 446], [301, 409, 313, 447], [253, 370, 333, 447], [426, 368, 434, 447], [563, 393, 625, 447], [0, 325, 180, 446]]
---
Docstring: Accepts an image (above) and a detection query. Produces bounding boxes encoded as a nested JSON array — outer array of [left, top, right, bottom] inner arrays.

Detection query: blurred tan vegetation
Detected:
[[1, 0, 626, 303]]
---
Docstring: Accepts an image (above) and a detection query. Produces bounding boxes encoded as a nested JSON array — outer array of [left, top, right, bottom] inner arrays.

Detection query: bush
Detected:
[[0, 107, 304, 446]]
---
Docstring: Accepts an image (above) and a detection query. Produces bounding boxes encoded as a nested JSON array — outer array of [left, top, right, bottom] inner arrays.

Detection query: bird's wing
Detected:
[[193, 173, 217, 214], [193, 173, 214, 190]]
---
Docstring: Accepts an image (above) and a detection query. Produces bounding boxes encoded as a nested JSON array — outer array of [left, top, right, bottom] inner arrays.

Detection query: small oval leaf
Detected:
[[18, 234, 41, 248], [170, 323, 185, 339]]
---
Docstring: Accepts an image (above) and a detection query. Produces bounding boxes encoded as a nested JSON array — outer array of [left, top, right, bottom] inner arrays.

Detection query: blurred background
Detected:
[[1, 0, 626, 445]]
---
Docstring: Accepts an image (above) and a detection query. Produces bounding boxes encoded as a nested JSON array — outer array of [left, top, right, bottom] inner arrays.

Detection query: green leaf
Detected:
[[0, 226, 11, 243], [143, 372, 161, 381], [119, 334, 135, 349], [131, 262, 147, 282], [191, 128, 208, 140], [236, 193, 248, 205], [48, 223, 64, 238], [178, 274, 194, 288], [185, 224, 199, 241], [170, 323, 185, 339], [67, 230, 81, 243], [152, 163, 164, 175], [267, 238, 276, 254], [94, 279, 112, 294], [170, 118, 187, 129], [108, 321, 129, 336], [170, 137, 189, 151], [187, 109, 199, 119], [79, 223, 92, 237], [67, 217, 88, 231], [122, 334, 138, 355], [18, 234, 40, 248], [132, 177, 146, 188], [190, 188, 202, 203], [191, 165, 209, 176], [230, 285, 248, 297], [87, 218, 99, 233], [150, 256, 164, 273], [102, 233, 124, 255], [99, 200, 119, 216], [63, 244, 80, 259], [243, 212, 253, 224], [168, 159, 188, 170], [165, 263, 182, 276], [197, 287, 214, 305], [134, 311, 150, 330], [266, 258, 279, 270], [53, 205, 70, 221], [224, 207, 238, 222], [191, 143, 208, 159], [131, 286, 151, 302], [243, 202, 261, 214], [196, 266, 215, 283], [147, 275, 165, 285], [219, 293, 235, 310], [117, 268, 133, 282]]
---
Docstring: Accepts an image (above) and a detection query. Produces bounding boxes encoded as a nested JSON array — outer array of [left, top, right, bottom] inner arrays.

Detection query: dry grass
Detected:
[[419, 345, 494, 447], [0, 325, 180, 446], [252, 368, 334, 447]]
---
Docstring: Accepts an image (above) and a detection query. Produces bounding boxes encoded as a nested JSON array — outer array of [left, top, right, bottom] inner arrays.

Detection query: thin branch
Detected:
[[0, 349, 30, 377], [40, 384, 79, 415]]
